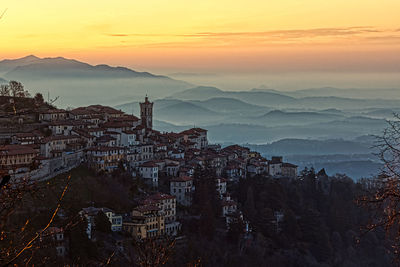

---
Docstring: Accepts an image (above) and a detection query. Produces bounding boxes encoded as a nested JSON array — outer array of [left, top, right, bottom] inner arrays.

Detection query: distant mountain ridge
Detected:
[[155, 102, 223, 125], [170, 86, 400, 109], [117, 91, 392, 143], [1, 55, 168, 79], [247, 138, 375, 155], [0, 55, 192, 107], [251, 86, 400, 100], [0, 55, 41, 73]]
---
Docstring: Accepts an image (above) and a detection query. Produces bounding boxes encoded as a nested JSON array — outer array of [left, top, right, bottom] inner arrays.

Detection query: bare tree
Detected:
[[0, 173, 72, 266], [8, 81, 29, 98], [0, 84, 9, 96], [132, 237, 176, 267], [359, 114, 400, 259]]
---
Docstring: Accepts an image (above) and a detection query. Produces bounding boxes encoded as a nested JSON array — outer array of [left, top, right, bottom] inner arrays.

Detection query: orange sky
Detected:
[[1, 0, 400, 73]]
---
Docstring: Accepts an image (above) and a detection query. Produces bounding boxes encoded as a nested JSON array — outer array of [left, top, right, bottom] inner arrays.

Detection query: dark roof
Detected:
[[139, 161, 158, 168], [282, 162, 298, 168], [171, 176, 193, 182], [0, 145, 38, 155]]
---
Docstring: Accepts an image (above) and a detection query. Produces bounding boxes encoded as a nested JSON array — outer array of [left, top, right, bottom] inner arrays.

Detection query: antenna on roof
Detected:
[[47, 91, 59, 105]]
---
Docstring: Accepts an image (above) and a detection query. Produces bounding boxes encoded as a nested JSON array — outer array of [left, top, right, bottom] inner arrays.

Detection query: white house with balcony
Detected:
[[121, 130, 139, 147], [139, 161, 159, 187], [170, 176, 194, 206]]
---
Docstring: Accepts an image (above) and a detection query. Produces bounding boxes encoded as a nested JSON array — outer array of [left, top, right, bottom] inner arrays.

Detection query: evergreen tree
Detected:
[[192, 164, 221, 239], [94, 211, 111, 233], [34, 92, 44, 105], [68, 218, 98, 263], [227, 213, 246, 245], [243, 186, 256, 221]]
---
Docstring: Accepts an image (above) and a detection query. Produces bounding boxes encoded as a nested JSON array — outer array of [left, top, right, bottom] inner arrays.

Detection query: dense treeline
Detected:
[[172, 168, 390, 267], [1, 165, 391, 266]]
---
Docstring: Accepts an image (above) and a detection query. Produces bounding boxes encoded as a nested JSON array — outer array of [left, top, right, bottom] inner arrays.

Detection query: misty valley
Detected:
[[1, 55, 399, 267], [1, 56, 397, 180]]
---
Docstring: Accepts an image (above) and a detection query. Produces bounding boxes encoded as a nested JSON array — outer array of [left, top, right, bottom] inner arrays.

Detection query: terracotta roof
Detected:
[[102, 121, 131, 128], [140, 161, 158, 168], [71, 129, 92, 139], [86, 146, 125, 152], [122, 130, 136, 134], [41, 135, 81, 143], [166, 162, 179, 167], [40, 109, 66, 114], [135, 204, 159, 213], [70, 108, 95, 116], [13, 132, 37, 138], [171, 176, 193, 182], [110, 114, 139, 122], [223, 145, 249, 152], [87, 128, 105, 132], [282, 162, 298, 168], [96, 135, 116, 142], [148, 192, 175, 201], [179, 128, 207, 136], [0, 145, 38, 156]]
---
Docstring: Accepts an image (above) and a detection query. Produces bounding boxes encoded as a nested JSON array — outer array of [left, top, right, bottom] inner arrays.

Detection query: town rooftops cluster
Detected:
[[1, 95, 302, 256]]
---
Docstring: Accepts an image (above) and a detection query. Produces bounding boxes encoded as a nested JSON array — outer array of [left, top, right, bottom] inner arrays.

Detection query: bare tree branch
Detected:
[[0, 9, 7, 20]]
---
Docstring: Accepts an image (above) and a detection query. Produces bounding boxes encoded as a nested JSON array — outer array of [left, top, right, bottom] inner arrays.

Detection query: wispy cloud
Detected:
[[364, 35, 400, 44], [105, 33, 172, 37], [181, 27, 382, 38], [106, 26, 382, 39], [102, 26, 400, 49]]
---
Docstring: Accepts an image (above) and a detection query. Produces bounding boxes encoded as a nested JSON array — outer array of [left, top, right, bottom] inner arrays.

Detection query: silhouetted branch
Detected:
[[0, 175, 72, 266]]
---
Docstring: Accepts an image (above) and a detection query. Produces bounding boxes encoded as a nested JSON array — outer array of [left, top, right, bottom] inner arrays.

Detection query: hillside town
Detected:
[[0, 90, 299, 261]]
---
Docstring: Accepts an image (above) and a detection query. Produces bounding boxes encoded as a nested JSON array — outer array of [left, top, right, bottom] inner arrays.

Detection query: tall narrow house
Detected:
[[140, 96, 153, 130]]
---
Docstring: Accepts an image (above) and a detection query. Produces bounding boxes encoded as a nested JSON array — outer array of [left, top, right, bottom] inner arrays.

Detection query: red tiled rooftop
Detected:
[[0, 145, 38, 155], [171, 176, 193, 182], [139, 161, 158, 168]]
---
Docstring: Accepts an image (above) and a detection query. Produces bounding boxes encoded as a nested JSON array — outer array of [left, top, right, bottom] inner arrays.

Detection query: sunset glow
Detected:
[[1, 0, 400, 72]]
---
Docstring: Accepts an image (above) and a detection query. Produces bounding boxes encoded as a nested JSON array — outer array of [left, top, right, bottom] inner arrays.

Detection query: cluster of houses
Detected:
[[1, 96, 299, 257], [1, 96, 298, 183]]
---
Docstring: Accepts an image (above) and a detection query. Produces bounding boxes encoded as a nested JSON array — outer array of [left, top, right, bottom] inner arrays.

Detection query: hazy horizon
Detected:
[[1, 54, 399, 92]]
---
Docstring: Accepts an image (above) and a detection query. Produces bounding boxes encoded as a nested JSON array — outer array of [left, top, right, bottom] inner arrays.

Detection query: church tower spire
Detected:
[[140, 96, 153, 130]]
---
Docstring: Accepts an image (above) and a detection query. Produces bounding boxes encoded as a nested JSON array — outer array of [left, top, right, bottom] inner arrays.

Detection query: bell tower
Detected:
[[140, 96, 153, 130]]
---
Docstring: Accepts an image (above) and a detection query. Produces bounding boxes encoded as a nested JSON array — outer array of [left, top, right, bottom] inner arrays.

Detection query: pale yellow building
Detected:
[[0, 144, 38, 169], [123, 204, 165, 240]]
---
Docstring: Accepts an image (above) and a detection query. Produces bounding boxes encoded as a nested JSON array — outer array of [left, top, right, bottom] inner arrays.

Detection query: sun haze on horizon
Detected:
[[0, 0, 400, 75]]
